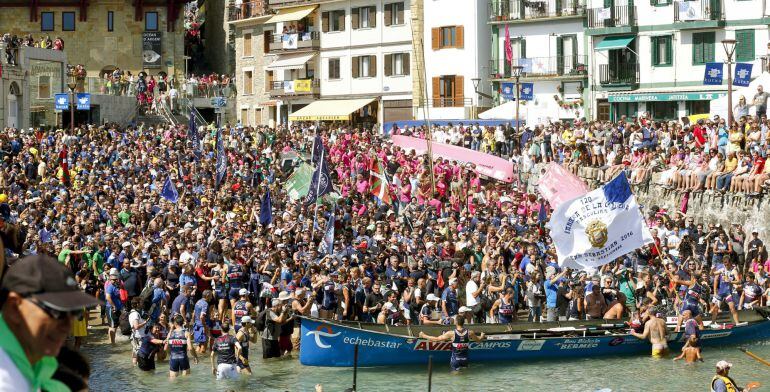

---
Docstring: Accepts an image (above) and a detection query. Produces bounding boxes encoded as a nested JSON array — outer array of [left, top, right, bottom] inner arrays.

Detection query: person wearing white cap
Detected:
[[261, 297, 291, 359], [711, 360, 757, 392], [419, 294, 443, 325], [232, 288, 253, 333], [234, 315, 257, 375], [441, 277, 460, 319]]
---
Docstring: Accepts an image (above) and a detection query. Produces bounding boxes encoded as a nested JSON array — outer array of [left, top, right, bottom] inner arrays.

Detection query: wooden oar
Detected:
[[740, 348, 770, 368]]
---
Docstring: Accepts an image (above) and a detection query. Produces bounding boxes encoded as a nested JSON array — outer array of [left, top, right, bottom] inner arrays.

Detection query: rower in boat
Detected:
[[418, 316, 485, 372]]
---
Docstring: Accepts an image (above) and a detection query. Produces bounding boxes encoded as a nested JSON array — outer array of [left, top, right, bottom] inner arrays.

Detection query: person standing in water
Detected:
[[418, 316, 486, 371], [630, 306, 668, 358]]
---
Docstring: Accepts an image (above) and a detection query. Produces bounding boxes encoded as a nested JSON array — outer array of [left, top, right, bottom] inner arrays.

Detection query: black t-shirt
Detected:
[[364, 292, 384, 313]]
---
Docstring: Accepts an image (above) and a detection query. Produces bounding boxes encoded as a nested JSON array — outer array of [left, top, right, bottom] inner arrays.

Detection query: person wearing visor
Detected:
[[0, 255, 100, 391]]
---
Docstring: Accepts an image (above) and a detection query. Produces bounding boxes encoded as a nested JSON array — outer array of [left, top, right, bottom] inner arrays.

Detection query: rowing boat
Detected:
[[299, 308, 770, 367]]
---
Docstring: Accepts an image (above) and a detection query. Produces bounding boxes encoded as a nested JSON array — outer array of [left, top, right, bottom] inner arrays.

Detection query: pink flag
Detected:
[[504, 25, 513, 65], [536, 162, 591, 209]]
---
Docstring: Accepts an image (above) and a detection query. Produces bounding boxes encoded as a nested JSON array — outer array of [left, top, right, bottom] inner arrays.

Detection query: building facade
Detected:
[[0, 0, 187, 82], [230, 0, 414, 126], [489, 0, 588, 125], [586, 0, 769, 121], [415, 0, 491, 120]]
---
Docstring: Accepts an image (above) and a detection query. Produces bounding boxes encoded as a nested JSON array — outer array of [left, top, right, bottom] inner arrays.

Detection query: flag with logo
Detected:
[[161, 176, 179, 203], [703, 62, 723, 85], [734, 63, 753, 87], [318, 205, 336, 255], [520, 82, 534, 101], [259, 188, 272, 226], [502, 82, 515, 100], [546, 174, 653, 270], [215, 129, 227, 188], [189, 109, 201, 160], [304, 153, 332, 206], [370, 158, 392, 205], [504, 25, 513, 65]]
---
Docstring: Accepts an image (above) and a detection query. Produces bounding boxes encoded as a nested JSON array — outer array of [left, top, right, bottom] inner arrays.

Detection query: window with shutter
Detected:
[[432, 77, 440, 107], [352, 56, 360, 78], [370, 55, 377, 77], [403, 53, 410, 76], [736, 29, 755, 62], [456, 26, 464, 48], [396, 2, 404, 24], [385, 3, 392, 26], [692, 32, 704, 64], [556, 36, 564, 74], [384, 54, 393, 76], [337, 10, 346, 31], [243, 33, 252, 57], [431, 28, 440, 50], [322, 12, 329, 32], [703, 32, 715, 63], [369, 6, 377, 27], [328, 58, 341, 79], [454, 76, 464, 107], [352, 8, 360, 29]]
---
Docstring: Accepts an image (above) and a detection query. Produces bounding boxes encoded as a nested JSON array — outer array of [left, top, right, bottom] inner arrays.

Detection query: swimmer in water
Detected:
[[673, 335, 702, 363]]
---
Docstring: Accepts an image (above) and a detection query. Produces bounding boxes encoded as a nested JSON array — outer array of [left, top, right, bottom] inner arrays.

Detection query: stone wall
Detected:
[[203, 0, 231, 75], [234, 23, 270, 126], [520, 163, 770, 240], [0, 1, 185, 79]]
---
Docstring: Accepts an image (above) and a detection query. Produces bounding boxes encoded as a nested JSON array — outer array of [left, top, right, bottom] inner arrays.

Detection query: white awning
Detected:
[[289, 98, 376, 121], [266, 5, 317, 24], [478, 101, 527, 120], [266, 52, 316, 70]]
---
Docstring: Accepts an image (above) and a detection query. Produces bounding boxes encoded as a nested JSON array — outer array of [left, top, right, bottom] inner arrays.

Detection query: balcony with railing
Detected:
[[267, 0, 319, 7], [598, 63, 639, 87], [489, 55, 588, 79], [228, 1, 268, 22], [488, 0, 585, 22], [267, 31, 320, 52], [587, 5, 636, 28], [269, 79, 320, 97], [673, 0, 722, 23]]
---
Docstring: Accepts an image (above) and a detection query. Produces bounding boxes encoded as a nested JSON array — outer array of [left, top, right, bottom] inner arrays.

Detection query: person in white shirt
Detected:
[[128, 297, 148, 365], [465, 271, 487, 323]]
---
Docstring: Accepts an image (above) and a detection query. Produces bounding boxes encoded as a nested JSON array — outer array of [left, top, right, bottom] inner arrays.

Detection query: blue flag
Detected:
[[259, 188, 272, 227], [703, 62, 723, 85], [161, 176, 179, 203], [177, 154, 186, 181], [734, 63, 753, 87], [319, 205, 336, 255], [501, 82, 515, 100], [189, 109, 201, 160], [538, 202, 548, 224], [311, 135, 324, 164], [304, 156, 332, 206], [215, 129, 227, 188], [520, 83, 534, 101]]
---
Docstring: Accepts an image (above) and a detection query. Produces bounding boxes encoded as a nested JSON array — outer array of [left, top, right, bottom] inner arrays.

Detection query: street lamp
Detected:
[[511, 65, 524, 133], [66, 73, 77, 134], [471, 77, 494, 109], [722, 39, 737, 127]]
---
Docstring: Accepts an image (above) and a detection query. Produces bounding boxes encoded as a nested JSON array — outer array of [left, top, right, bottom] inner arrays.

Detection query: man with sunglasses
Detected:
[[0, 255, 100, 391]]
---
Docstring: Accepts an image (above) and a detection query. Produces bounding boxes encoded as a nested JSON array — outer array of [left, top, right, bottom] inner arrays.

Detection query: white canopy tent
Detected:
[[478, 101, 528, 121], [710, 72, 770, 118]]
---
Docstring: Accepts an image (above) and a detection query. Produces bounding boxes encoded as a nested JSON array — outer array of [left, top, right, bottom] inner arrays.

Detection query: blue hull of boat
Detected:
[[299, 318, 770, 367]]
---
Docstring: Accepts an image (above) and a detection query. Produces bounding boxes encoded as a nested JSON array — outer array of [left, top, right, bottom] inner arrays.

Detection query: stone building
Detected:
[[0, 0, 187, 82]]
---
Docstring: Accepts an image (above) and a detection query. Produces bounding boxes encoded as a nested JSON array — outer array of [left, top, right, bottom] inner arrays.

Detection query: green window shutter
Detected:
[[692, 33, 703, 64], [556, 36, 564, 74], [736, 29, 755, 62], [651, 37, 658, 66], [705, 32, 715, 62], [665, 36, 673, 65], [521, 38, 527, 58]]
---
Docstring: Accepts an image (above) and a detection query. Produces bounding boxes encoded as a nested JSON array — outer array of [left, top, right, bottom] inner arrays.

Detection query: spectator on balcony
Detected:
[[21, 34, 34, 47], [53, 36, 64, 51], [40, 35, 52, 49], [3, 34, 19, 66]]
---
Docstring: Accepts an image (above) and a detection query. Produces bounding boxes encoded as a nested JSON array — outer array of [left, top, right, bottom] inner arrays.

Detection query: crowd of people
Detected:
[[397, 92, 770, 197], [2, 33, 64, 66], [0, 110, 767, 388]]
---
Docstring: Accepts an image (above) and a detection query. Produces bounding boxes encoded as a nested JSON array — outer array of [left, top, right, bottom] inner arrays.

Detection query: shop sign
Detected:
[[608, 92, 726, 102]]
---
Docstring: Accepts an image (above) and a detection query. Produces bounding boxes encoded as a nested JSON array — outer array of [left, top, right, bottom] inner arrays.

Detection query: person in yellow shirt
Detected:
[[561, 128, 574, 146], [715, 151, 738, 192]]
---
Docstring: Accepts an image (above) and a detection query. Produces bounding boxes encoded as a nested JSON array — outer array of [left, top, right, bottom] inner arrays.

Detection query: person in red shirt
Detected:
[[692, 120, 707, 148]]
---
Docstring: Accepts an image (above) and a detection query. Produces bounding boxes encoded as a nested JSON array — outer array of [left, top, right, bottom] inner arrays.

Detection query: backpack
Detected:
[[254, 308, 269, 332], [139, 282, 154, 313], [119, 310, 133, 336]]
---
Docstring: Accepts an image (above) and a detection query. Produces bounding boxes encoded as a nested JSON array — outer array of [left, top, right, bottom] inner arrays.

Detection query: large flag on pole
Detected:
[[310, 135, 324, 165], [318, 205, 336, 255], [259, 188, 272, 226], [370, 158, 392, 204], [189, 109, 201, 160], [215, 129, 227, 188], [546, 174, 653, 270], [304, 151, 332, 205], [504, 25, 513, 65], [537, 162, 591, 209], [161, 176, 180, 203]]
